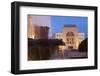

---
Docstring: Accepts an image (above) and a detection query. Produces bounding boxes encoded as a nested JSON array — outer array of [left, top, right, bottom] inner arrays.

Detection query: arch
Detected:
[[66, 32, 75, 45], [66, 32, 74, 36]]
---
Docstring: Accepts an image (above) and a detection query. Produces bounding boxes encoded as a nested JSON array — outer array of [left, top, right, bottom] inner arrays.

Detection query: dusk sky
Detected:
[[51, 16, 88, 38]]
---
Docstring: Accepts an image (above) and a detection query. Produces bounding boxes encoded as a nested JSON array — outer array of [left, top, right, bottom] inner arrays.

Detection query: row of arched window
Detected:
[[66, 32, 74, 44]]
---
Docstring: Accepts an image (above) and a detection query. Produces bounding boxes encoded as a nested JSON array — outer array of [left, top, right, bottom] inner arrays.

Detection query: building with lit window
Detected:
[[54, 25, 85, 50]]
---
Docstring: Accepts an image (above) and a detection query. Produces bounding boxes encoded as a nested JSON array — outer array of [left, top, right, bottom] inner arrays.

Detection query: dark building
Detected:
[[28, 38, 65, 60], [39, 26, 49, 39]]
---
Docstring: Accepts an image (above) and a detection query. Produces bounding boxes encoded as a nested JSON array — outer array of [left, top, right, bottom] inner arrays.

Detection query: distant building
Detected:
[[54, 24, 85, 50], [28, 16, 49, 39], [55, 33, 63, 39]]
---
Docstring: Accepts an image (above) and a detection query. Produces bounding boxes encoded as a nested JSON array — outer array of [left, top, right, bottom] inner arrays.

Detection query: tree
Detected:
[[78, 38, 88, 52]]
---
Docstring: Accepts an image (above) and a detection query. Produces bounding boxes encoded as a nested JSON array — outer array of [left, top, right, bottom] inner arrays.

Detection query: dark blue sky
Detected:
[[51, 16, 88, 38]]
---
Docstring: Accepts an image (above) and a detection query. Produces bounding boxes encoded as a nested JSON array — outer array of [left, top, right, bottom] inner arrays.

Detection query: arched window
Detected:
[[66, 32, 74, 44], [66, 32, 74, 36]]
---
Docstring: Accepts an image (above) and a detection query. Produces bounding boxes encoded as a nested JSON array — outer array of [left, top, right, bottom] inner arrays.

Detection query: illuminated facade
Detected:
[[55, 33, 63, 39], [54, 25, 85, 50]]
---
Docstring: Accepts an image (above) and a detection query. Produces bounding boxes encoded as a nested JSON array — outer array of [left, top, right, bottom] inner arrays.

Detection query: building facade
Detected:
[[54, 25, 85, 50]]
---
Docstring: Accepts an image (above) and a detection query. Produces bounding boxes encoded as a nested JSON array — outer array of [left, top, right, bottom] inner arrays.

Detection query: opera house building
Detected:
[[54, 25, 85, 50]]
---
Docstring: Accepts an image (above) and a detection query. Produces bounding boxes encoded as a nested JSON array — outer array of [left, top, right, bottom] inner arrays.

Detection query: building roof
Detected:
[[64, 24, 77, 27]]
